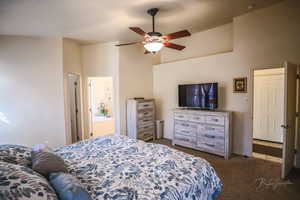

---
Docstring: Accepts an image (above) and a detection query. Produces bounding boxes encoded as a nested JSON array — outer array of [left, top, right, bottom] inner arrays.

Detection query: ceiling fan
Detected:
[[116, 8, 191, 54]]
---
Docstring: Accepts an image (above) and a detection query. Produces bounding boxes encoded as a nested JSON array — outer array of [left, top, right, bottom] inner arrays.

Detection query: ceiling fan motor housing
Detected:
[[147, 8, 159, 17], [147, 32, 162, 37]]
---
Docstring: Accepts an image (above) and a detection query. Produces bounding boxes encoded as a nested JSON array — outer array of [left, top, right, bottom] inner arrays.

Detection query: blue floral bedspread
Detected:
[[55, 135, 222, 200]]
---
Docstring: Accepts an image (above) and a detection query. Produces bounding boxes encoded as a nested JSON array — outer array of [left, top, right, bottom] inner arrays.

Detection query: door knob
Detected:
[[281, 125, 289, 129]]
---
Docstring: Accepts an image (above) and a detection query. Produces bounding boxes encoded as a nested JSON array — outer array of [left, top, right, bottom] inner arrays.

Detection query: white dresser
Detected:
[[127, 99, 155, 141], [173, 109, 232, 159]]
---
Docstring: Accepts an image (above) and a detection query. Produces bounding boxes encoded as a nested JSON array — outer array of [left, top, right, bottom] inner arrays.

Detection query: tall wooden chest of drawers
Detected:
[[173, 109, 232, 159], [127, 99, 155, 141]]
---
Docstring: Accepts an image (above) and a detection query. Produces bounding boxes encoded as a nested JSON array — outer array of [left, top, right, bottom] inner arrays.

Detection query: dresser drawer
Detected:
[[175, 121, 197, 130], [174, 134, 196, 144], [138, 125, 154, 133], [138, 118, 154, 128], [174, 113, 190, 121], [196, 140, 225, 153], [138, 101, 154, 110], [206, 115, 225, 125], [137, 110, 154, 119], [189, 115, 205, 123], [200, 125, 225, 136], [199, 133, 225, 140], [138, 129, 154, 139], [175, 129, 196, 137]]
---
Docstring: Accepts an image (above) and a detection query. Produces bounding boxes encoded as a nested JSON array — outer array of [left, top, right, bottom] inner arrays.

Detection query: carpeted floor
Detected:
[[151, 139, 300, 200]]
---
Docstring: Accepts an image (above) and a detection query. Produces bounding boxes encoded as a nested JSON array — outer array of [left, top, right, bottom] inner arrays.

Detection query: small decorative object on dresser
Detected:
[[173, 109, 232, 159], [127, 99, 155, 141]]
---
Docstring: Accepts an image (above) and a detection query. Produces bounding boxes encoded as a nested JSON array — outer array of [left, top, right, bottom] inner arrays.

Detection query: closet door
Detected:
[[253, 69, 284, 143], [268, 75, 284, 142], [253, 76, 269, 141]]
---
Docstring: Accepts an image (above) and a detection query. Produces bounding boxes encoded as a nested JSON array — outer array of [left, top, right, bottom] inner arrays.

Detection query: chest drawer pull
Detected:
[[204, 134, 215, 139], [204, 143, 215, 147], [182, 130, 190, 133]]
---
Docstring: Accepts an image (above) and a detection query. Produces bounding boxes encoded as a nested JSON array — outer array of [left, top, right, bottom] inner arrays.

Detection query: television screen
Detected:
[[178, 83, 218, 109]]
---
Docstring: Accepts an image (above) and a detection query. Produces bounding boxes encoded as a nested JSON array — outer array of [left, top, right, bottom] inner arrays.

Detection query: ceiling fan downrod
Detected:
[[147, 8, 159, 33]]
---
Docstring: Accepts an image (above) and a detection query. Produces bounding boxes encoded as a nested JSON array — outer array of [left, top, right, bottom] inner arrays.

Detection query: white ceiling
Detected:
[[0, 0, 284, 44]]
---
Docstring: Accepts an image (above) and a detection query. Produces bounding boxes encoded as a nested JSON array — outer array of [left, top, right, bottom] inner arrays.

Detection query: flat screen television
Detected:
[[178, 83, 218, 109]]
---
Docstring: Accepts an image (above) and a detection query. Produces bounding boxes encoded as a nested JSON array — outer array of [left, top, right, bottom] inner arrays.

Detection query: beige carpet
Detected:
[[152, 139, 300, 200]]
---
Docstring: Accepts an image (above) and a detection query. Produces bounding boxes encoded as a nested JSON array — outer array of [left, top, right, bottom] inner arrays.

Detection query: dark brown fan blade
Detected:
[[129, 27, 147, 37], [115, 42, 141, 46], [144, 50, 151, 54], [164, 30, 191, 40], [164, 42, 185, 50]]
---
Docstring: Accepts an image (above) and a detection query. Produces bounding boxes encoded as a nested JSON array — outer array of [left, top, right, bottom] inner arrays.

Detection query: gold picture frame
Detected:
[[233, 77, 247, 93]]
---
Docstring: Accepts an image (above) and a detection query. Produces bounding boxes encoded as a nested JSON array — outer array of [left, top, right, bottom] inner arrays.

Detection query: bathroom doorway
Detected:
[[88, 77, 115, 137]]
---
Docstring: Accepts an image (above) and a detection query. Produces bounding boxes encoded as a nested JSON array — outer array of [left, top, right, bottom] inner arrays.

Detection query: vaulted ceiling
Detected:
[[0, 0, 284, 44]]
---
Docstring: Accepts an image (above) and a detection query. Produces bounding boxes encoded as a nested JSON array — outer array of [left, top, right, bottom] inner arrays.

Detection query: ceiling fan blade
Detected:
[[115, 42, 141, 46], [129, 27, 148, 37], [144, 50, 151, 54], [164, 30, 191, 40], [164, 42, 185, 50]]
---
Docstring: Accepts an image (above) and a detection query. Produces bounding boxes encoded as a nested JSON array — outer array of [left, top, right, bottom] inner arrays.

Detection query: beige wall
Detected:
[[160, 23, 233, 63], [119, 45, 154, 134], [153, 52, 239, 142], [63, 39, 84, 144], [81, 43, 154, 136], [153, 0, 300, 157], [81, 42, 120, 138], [0, 36, 66, 148]]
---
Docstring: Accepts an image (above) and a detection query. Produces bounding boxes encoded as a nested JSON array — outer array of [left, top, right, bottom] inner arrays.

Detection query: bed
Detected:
[[54, 135, 222, 200]]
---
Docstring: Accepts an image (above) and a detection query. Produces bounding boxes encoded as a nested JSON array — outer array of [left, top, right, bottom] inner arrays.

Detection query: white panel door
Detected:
[[253, 69, 284, 143], [282, 62, 298, 179]]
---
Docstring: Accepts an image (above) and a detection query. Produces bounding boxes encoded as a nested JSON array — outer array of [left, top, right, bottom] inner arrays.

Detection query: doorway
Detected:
[[88, 77, 115, 137], [252, 68, 284, 163], [67, 73, 82, 143], [251, 62, 299, 179]]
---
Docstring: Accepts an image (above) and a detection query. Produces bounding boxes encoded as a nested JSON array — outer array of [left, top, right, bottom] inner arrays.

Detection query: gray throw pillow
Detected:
[[31, 147, 68, 176], [49, 173, 92, 200]]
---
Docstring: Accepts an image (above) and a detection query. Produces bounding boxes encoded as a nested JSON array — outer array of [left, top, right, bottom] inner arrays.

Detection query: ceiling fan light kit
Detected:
[[116, 8, 191, 54], [144, 36, 164, 52]]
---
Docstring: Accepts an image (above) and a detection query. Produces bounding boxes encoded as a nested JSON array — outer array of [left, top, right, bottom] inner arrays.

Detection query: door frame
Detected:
[[65, 73, 84, 144], [249, 65, 284, 156], [87, 76, 116, 138]]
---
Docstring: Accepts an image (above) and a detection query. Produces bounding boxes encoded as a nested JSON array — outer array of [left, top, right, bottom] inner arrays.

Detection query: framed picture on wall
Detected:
[[233, 77, 247, 93]]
